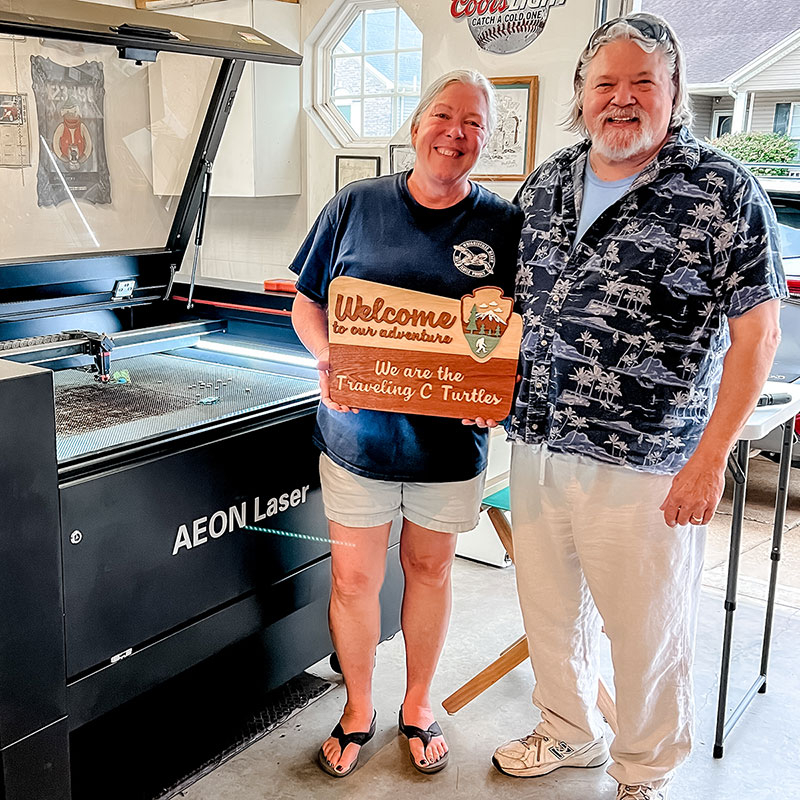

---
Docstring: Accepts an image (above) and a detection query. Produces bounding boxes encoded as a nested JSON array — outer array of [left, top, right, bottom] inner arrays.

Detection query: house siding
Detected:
[[690, 96, 735, 140], [690, 95, 713, 139], [741, 43, 800, 91], [750, 91, 800, 133]]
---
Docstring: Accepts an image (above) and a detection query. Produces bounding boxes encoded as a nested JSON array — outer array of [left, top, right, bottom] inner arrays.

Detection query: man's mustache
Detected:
[[601, 109, 647, 123]]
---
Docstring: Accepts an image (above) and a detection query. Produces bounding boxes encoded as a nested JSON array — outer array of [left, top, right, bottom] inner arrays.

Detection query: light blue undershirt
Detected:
[[575, 160, 638, 244]]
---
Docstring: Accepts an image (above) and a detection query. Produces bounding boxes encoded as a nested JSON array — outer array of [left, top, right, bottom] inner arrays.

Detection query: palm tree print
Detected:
[[570, 366, 594, 396], [507, 133, 784, 476], [577, 330, 601, 358], [688, 202, 713, 228], [517, 263, 534, 288], [679, 356, 698, 379], [605, 432, 622, 456], [529, 363, 548, 390], [701, 172, 726, 192]]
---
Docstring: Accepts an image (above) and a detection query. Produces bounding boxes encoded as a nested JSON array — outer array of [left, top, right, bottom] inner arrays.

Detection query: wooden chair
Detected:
[[443, 486, 618, 733]]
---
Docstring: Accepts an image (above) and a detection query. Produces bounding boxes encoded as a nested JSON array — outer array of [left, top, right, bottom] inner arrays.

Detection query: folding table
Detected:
[[714, 380, 800, 757]]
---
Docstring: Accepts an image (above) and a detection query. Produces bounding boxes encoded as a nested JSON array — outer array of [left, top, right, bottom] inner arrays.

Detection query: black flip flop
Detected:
[[317, 711, 377, 778], [398, 706, 449, 774]]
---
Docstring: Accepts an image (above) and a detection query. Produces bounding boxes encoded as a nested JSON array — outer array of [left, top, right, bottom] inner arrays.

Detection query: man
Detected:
[[492, 13, 785, 800]]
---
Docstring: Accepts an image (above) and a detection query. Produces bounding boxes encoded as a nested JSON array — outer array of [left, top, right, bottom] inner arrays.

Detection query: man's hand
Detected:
[[659, 300, 781, 528], [659, 453, 726, 527], [316, 347, 359, 414]]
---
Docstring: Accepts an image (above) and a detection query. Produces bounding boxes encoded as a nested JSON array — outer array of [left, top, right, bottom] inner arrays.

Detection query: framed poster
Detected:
[[31, 56, 111, 206], [0, 93, 31, 167], [389, 143, 415, 173], [335, 154, 381, 192], [472, 76, 538, 181], [328, 276, 523, 419]]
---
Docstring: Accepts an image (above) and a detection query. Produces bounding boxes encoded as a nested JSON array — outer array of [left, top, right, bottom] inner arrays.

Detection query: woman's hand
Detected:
[[316, 347, 359, 414], [461, 417, 498, 428], [291, 294, 359, 414]]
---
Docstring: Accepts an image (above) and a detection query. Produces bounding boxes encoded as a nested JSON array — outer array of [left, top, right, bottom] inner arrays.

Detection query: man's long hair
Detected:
[[564, 13, 692, 138]]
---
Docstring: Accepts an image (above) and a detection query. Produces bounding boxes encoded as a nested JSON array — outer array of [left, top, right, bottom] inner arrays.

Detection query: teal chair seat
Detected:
[[482, 485, 510, 512]]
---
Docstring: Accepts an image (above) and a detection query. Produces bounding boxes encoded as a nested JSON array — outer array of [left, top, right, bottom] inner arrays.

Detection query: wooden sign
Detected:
[[328, 277, 522, 419]]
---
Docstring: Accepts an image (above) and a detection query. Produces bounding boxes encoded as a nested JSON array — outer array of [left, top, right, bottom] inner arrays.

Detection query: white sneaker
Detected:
[[492, 731, 609, 778], [616, 782, 670, 800]]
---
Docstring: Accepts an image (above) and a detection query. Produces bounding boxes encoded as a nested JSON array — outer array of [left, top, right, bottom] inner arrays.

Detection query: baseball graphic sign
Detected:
[[451, 0, 566, 55]]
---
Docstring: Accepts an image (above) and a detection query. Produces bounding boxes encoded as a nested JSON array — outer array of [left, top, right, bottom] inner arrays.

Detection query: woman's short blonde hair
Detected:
[[410, 69, 497, 141]]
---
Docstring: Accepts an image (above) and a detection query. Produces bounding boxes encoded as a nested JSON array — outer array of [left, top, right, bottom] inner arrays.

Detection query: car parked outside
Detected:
[[750, 184, 800, 460], [770, 187, 800, 285]]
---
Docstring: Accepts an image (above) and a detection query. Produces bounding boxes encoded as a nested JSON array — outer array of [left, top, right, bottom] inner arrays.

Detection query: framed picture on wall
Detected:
[[389, 143, 415, 173], [0, 93, 31, 168], [471, 76, 539, 181], [335, 154, 381, 192]]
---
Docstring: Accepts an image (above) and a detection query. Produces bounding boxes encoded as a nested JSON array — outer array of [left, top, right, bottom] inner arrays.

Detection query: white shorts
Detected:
[[319, 453, 486, 533]]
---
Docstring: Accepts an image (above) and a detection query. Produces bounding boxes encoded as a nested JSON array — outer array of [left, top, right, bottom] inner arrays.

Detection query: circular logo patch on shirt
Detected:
[[453, 240, 496, 278]]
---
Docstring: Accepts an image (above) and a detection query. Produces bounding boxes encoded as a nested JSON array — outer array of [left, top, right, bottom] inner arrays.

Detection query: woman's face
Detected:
[[411, 82, 489, 188]]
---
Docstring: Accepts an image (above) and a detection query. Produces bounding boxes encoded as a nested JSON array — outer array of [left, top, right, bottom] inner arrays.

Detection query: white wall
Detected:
[[1, 10, 212, 262], [187, 194, 307, 283], [75, 0, 600, 283], [77, 0, 308, 283], [301, 0, 598, 220]]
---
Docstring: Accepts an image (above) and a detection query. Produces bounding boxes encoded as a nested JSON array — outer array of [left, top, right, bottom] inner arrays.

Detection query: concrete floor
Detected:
[[180, 456, 800, 800]]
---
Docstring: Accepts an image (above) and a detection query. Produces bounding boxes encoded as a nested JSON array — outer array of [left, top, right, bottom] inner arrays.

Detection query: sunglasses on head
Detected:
[[587, 14, 672, 51]]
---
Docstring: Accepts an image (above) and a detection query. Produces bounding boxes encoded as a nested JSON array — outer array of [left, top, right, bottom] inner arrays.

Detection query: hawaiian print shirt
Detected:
[[507, 127, 787, 474]]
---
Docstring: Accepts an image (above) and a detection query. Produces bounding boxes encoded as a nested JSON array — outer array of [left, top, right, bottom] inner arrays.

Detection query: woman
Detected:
[[289, 70, 522, 777]]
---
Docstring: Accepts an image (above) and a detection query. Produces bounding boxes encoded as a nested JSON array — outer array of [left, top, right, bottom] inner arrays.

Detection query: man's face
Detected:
[[582, 38, 675, 163], [411, 82, 489, 187]]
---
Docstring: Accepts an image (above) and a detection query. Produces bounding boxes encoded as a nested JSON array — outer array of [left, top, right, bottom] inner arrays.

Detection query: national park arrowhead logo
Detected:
[[461, 286, 513, 361]]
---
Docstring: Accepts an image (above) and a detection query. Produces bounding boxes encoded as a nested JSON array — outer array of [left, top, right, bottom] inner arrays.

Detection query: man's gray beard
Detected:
[[590, 119, 659, 161]]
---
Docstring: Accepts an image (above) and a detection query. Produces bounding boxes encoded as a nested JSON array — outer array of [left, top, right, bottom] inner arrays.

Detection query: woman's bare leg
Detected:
[[399, 519, 457, 768], [320, 519, 392, 772]]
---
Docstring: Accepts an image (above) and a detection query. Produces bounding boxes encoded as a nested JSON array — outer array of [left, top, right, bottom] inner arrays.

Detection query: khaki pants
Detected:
[[509, 443, 706, 786]]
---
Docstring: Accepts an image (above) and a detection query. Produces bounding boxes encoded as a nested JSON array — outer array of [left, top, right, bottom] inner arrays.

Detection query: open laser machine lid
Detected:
[[0, 0, 300, 316]]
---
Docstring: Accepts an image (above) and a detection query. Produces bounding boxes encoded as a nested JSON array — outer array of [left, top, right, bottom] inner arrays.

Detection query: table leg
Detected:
[[759, 418, 794, 692], [714, 440, 749, 759]]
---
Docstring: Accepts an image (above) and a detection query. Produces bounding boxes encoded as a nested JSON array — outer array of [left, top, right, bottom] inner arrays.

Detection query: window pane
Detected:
[[363, 96, 392, 137], [326, 7, 422, 140], [365, 54, 395, 94], [335, 102, 351, 125], [365, 8, 396, 52], [791, 104, 800, 138], [397, 52, 421, 93], [400, 95, 419, 126], [398, 12, 422, 49], [0, 43, 221, 264], [332, 55, 362, 97], [336, 15, 362, 54], [336, 99, 362, 136]]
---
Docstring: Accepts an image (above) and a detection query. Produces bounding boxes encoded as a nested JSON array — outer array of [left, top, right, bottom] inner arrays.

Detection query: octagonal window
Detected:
[[329, 6, 422, 139]]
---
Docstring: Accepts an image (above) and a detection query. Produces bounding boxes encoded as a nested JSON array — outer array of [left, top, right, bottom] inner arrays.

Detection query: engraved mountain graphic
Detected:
[[461, 287, 513, 361], [476, 304, 509, 327]]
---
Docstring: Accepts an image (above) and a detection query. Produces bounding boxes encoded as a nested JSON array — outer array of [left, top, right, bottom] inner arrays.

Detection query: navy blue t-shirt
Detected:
[[289, 171, 522, 482]]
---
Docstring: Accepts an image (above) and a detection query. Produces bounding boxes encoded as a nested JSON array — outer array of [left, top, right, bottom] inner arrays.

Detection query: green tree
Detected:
[[711, 131, 798, 176], [467, 304, 478, 334]]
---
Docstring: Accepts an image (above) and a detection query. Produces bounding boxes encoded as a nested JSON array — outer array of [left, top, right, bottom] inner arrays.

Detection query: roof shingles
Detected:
[[641, 0, 800, 84]]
